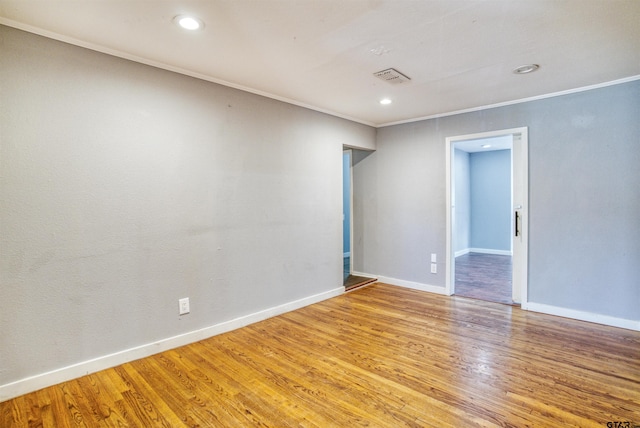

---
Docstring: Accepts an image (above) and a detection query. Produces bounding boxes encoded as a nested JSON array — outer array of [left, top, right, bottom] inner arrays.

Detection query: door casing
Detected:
[[343, 149, 353, 282], [445, 127, 529, 308]]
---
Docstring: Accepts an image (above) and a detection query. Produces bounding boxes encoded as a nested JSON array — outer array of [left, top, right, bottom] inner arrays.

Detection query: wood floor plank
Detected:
[[280, 301, 550, 426], [1, 283, 639, 427], [196, 333, 344, 426], [113, 363, 182, 427]]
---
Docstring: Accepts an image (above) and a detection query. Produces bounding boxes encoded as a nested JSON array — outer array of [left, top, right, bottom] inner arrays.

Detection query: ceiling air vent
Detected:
[[373, 68, 411, 84]]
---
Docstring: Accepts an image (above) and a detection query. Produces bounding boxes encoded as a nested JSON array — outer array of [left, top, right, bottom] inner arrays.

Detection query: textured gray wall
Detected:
[[0, 26, 375, 386], [356, 80, 640, 321]]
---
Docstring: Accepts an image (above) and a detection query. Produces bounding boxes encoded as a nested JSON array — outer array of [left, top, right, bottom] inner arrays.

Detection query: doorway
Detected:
[[343, 150, 352, 281], [343, 148, 377, 291], [445, 128, 529, 307]]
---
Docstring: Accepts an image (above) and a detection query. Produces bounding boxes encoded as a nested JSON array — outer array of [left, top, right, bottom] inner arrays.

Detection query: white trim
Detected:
[[455, 248, 512, 257], [376, 275, 448, 295], [379, 75, 640, 128], [343, 149, 354, 276], [0, 286, 344, 402], [445, 141, 454, 296], [512, 129, 528, 306], [446, 127, 529, 307], [468, 248, 512, 256], [527, 302, 640, 332], [0, 18, 375, 128], [454, 249, 470, 257], [351, 271, 378, 280], [3, 17, 637, 130]]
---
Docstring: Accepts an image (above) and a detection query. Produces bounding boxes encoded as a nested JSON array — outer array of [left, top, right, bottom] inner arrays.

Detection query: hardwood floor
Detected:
[[343, 274, 376, 291], [2, 283, 639, 427], [343, 256, 376, 291], [455, 252, 513, 305]]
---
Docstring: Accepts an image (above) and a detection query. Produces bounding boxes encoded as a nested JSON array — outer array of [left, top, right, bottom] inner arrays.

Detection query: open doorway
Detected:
[[343, 148, 377, 291], [445, 128, 528, 307], [343, 150, 352, 281]]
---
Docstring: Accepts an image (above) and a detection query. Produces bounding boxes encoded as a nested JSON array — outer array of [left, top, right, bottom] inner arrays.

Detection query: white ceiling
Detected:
[[1, 0, 639, 127], [454, 135, 512, 153]]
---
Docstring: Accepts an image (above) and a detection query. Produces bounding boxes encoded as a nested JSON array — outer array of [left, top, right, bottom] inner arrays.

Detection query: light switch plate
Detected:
[[179, 297, 190, 315]]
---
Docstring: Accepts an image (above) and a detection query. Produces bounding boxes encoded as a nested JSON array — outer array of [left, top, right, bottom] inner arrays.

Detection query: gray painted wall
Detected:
[[355, 80, 640, 322], [470, 150, 511, 252], [454, 149, 471, 253], [0, 26, 375, 387]]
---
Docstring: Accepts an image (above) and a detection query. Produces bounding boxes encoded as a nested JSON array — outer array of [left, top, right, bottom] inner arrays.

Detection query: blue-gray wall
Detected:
[[470, 150, 511, 252], [355, 79, 640, 322], [454, 149, 470, 253]]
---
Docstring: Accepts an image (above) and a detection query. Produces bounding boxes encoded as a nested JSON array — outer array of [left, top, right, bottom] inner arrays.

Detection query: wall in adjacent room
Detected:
[[0, 25, 375, 396], [469, 149, 511, 252], [454, 149, 470, 254]]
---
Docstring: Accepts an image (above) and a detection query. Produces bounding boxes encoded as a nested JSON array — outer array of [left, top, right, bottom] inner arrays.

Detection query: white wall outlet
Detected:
[[431, 253, 437, 263], [431, 263, 437, 274], [179, 297, 190, 315]]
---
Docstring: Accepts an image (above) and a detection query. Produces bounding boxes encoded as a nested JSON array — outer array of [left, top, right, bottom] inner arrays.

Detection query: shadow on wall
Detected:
[[352, 148, 374, 166]]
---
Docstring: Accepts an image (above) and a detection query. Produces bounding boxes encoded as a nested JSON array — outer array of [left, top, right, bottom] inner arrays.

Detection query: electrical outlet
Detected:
[[430, 263, 437, 274], [179, 297, 190, 315], [431, 253, 437, 263]]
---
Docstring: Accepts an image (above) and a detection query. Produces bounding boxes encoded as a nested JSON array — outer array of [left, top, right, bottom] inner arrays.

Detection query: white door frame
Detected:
[[445, 127, 529, 308], [343, 149, 354, 279]]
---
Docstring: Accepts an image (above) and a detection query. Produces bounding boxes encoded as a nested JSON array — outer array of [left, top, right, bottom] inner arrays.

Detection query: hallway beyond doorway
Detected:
[[455, 253, 514, 305]]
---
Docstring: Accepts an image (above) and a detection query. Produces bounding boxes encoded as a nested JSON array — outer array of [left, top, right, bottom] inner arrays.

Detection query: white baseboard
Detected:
[[526, 302, 640, 332], [376, 275, 447, 295], [465, 248, 512, 256], [352, 270, 446, 295], [455, 248, 470, 257], [0, 286, 344, 402], [351, 271, 378, 279]]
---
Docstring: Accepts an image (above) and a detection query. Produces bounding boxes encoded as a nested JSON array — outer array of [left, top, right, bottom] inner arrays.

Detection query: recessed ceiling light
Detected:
[[174, 15, 204, 31], [513, 64, 539, 74], [481, 144, 492, 148], [380, 98, 392, 105]]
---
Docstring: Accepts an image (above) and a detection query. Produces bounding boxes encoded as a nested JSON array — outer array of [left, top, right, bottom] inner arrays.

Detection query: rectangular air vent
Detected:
[[373, 68, 411, 84]]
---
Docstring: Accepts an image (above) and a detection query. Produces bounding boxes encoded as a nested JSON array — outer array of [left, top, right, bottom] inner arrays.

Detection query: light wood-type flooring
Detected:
[[455, 253, 513, 305], [2, 283, 639, 427]]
